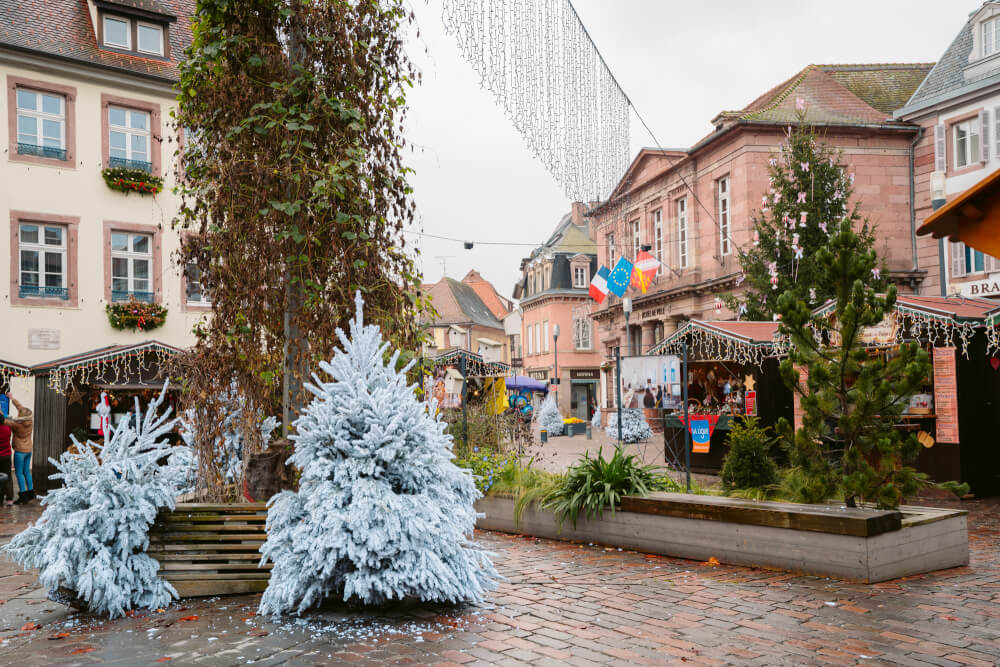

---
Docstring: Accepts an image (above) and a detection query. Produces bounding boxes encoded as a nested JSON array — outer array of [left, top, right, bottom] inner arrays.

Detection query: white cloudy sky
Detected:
[[403, 0, 981, 298]]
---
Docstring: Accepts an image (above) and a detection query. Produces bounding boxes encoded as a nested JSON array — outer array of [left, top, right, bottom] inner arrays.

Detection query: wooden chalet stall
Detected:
[[29, 341, 183, 492], [649, 320, 793, 473]]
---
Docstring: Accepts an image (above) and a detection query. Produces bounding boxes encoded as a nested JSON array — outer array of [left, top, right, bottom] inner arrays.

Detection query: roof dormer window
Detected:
[[985, 17, 1000, 58], [99, 10, 168, 59]]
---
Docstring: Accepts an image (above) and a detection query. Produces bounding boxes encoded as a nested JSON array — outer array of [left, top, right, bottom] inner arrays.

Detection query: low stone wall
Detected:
[[474, 493, 968, 583]]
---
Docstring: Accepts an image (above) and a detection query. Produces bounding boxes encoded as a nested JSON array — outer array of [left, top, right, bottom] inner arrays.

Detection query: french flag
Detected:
[[589, 265, 611, 303]]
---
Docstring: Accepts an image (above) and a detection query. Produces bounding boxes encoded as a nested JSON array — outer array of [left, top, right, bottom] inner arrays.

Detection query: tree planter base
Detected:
[[475, 492, 968, 583]]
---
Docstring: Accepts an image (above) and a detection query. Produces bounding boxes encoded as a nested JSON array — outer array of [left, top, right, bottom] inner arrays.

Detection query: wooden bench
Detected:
[[148, 502, 270, 597]]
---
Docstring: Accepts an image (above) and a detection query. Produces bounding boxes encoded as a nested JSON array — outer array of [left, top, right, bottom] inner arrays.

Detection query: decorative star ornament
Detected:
[[744, 375, 756, 391], [67, 386, 85, 406]]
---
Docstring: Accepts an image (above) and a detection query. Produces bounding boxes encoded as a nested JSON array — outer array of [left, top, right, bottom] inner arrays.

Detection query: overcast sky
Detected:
[[403, 0, 981, 299]]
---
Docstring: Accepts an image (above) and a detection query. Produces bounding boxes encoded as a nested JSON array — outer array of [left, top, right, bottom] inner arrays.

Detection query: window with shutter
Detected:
[[934, 124, 946, 172], [995, 108, 1000, 157], [951, 241, 966, 279], [982, 110, 990, 162]]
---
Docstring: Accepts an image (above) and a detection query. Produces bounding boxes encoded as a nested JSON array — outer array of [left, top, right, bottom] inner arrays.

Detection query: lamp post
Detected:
[[623, 296, 633, 358], [552, 324, 560, 397]]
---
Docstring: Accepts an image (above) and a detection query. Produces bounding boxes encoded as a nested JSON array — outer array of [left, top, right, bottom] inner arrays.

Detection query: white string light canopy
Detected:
[[442, 0, 630, 203]]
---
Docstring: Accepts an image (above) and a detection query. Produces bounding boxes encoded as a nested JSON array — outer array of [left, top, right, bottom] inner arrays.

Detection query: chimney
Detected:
[[571, 201, 586, 227]]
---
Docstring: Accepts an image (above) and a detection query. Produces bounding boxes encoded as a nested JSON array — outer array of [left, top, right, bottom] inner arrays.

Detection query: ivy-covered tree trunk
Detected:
[[173, 0, 430, 444], [776, 217, 931, 509], [724, 106, 881, 320]]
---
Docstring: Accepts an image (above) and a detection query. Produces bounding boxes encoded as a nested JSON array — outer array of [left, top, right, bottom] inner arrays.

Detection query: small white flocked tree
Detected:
[[538, 392, 564, 436], [3, 383, 193, 618], [606, 409, 653, 444], [259, 292, 499, 615], [591, 406, 602, 432]]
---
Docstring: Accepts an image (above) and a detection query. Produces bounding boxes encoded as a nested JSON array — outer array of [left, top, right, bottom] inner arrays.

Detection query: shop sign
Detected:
[[933, 347, 959, 443], [638, 306, 665, 321], [745, 390, 757, 416], [28, 328, 60, 350], [528, 370, 548, 380], [828, 313, 897, 347], [570, 369, 600, 380], [951, 273, 1000, 299], [677, 414, 719, 454]]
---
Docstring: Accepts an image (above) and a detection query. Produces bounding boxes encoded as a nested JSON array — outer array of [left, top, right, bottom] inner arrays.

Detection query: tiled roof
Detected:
[[0, 0, 194, 83], [425, 277, 504, 331], [100, 0, 176, 16], [717, 64, 933, 126], [900, 4, 1000, 114], [461, 270, 511, 320]]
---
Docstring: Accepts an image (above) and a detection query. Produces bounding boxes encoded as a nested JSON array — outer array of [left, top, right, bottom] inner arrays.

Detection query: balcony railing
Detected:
[[19, 285, 69, 300], [18, 143, 67, 161], [108, 157, 152, 173], [111, 290, 154, 303]]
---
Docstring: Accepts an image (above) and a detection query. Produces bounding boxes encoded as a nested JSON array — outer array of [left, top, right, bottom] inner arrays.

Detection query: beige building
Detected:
[[1, 0, 199, 482]]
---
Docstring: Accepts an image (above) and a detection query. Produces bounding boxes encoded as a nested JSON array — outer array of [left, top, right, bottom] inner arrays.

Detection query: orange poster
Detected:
[[933, 347, 959, 444], [792, 365, 808, 432]]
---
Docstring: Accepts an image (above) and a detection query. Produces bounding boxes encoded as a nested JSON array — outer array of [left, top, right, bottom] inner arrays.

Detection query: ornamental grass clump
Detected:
[[543, 446, 665, 528]]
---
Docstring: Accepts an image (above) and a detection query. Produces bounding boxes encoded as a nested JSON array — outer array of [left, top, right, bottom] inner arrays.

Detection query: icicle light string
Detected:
[[47, 345, 176, 395], [442, 0, 629, 203]]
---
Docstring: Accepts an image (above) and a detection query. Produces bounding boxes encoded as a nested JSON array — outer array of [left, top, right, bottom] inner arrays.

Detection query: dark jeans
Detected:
[[0, 455, 11, 503]]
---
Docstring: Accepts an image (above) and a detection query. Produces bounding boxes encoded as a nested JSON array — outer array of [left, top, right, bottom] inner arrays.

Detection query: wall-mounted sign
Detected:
[[951, 273, 1000, 299], [933, 347, 959, 443], [28, 328, 60, 350], [570, 369, 600, 380], [745, 391, 757, 416], [678, 414, 719, 454]]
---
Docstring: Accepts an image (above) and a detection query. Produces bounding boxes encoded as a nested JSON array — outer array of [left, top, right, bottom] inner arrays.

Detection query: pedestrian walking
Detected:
[[0, 414, 12, 505], [7, 393, 35, 504]]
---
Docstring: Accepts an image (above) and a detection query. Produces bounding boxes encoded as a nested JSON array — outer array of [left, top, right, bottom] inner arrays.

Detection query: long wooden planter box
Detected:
[[149, 503, 270, 598], [475, 492, 968, 583]]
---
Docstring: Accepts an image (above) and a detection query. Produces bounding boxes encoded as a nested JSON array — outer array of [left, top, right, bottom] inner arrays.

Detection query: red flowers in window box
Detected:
[[101, 166, 163, 195]]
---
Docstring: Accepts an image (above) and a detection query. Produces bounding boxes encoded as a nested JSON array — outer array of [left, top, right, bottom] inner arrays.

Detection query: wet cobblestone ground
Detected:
[[1, 497, 998, 666]]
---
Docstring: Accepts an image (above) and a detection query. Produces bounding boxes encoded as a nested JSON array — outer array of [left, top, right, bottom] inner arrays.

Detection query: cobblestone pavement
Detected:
[[1, 498, 999, 666]]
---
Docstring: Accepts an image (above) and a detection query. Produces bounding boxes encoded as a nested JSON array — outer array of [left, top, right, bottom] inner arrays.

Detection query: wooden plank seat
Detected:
[[148, 502, 271, 598]]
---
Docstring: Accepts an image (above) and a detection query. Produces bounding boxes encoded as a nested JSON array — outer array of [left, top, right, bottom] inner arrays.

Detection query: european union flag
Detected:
[[607, 257, 633, 297]]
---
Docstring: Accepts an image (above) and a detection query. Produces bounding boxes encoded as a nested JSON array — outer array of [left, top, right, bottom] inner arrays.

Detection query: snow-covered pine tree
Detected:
[[591, 406, 601, 432], [723, 104, 883, 320], [3, 383, 193, 618], [258, 292, 499, 615], [606, 409, 653, 444], [538, 392, 564, 436]]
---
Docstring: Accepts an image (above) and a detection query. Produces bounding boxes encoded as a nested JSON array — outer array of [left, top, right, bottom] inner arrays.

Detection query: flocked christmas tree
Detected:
[[538, 392, 564, 436], [590, 405, 601, 432], [606, 409, 652, 444], [724, 101, 881, 320], [776, 216, 930, 509], [259, 292, 498, 615], [3, 384, 193, 618]]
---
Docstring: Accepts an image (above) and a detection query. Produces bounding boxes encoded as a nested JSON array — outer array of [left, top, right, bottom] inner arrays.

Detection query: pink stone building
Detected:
[[588, 63, 933, 408], [513, 203, 602, 419]]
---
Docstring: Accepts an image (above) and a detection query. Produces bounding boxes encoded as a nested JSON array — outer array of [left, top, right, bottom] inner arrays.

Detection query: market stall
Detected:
[[0, 360, 31, 413], [29, 341, 184, 491], [649, 320, 792, 473]]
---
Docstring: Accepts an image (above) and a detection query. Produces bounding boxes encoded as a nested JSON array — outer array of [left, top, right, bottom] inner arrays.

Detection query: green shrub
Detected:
[[454, 447, 513, 494], [720, 416, 779, 492], [543, 447, 666, 528]]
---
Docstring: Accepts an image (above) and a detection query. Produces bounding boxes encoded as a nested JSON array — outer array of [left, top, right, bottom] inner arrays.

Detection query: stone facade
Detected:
[[589, 64, 934, 408]]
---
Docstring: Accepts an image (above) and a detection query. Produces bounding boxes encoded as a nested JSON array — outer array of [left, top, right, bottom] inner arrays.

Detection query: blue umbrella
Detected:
[[504, 376, 548, 392]]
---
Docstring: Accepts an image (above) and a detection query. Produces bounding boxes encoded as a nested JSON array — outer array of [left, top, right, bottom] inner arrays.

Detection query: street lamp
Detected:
[[622, 297, 633, 357], [552, 324, 560, 394]]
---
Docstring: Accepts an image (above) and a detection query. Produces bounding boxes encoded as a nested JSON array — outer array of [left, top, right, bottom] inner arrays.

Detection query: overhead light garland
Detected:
[[0, 360, 31, 389], [45, 343, 180, 395], [442, 0, 630, 202], [424, 348, 513, 378], [651, 322, 780, 368]]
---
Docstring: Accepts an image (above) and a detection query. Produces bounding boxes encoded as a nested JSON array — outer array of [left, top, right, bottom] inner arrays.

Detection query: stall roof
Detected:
[[0, 359, 31, 377], [813, 294, 1000, 323], [916, 166, 1000, 258], [426, 348, 512, 377], [649, 320, 784, 365], [32, 341, 185, 372]]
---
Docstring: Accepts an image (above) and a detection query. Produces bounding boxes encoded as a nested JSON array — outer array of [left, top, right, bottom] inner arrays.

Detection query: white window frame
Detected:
[[608, 232, 616, 268], [984, 17, 1000, 58], [631, 219, 640, 260], [103, 15, 132, 49], [654, 209, 663, 266], [677, 198, 689, 269], [111, 232, 153, 300], [543, 321, 550, 353], [136, 21, 164, 56], [573, 264, 588, 288], [718, 177, 731, 257], [185, 261, 211, 305], [108, 106, 151, 167], [526, 325, 533, 356], [18, 223, 66, 297], [574, 316, 592, 350], [534, 323, 540, 356], [953, 118, 981, 170], [951, 240, 1000, 277], [15, 88, 66, 152]]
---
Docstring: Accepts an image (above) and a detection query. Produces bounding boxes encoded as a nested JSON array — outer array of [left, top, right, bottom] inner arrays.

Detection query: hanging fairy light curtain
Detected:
[[0, 360, 31, 389], [44, 342, 181, 394], [426, 348, 513, 378], [442, 0, 630, 202], [650, 322, 784, 368]]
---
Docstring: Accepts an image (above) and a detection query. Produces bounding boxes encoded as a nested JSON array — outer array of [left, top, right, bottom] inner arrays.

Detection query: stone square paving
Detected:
[[1, 496, 999, 666]]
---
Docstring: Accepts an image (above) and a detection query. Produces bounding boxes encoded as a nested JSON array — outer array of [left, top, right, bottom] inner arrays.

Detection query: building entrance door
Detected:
[[570, 382, 595, 420]]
